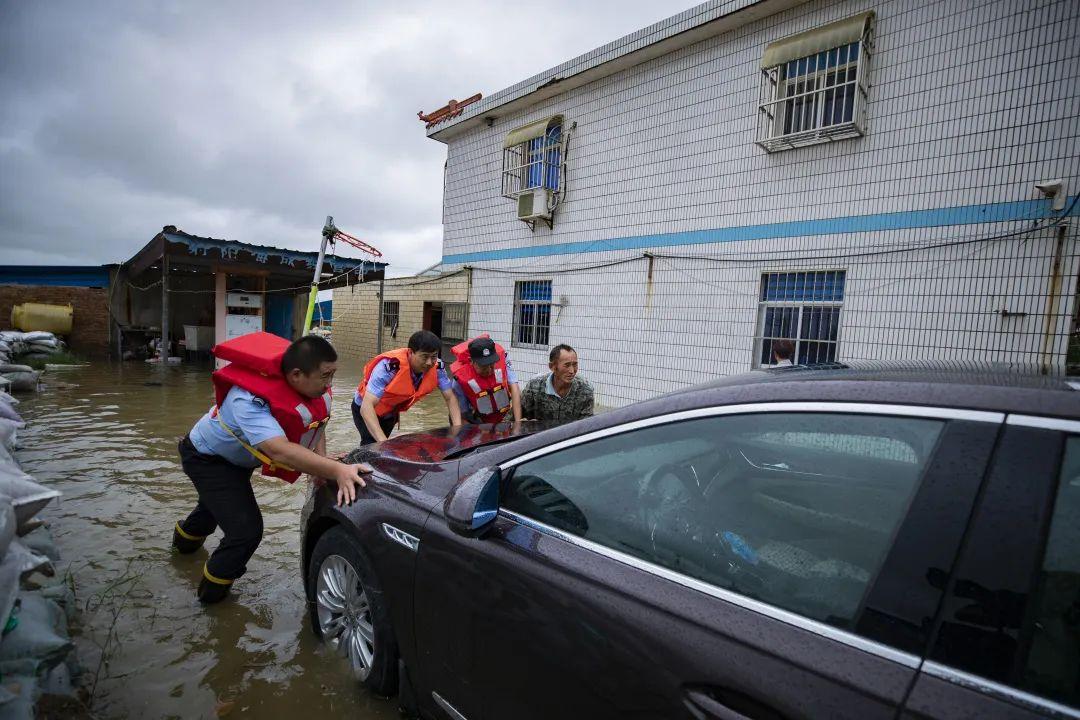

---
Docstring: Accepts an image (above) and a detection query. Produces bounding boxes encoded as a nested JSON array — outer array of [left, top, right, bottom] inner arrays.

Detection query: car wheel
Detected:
[[307, 525, 399, 696]]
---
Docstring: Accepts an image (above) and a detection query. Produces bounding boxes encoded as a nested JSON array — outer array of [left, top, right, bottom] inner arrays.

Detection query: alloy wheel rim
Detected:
[[316, 554, 375, 680]]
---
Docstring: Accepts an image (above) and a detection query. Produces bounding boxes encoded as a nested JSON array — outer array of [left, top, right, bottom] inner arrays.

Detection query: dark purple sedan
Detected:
[[301, 365, 1080, 720]]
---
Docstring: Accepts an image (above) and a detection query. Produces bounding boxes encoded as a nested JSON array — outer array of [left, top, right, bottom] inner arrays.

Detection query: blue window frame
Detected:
[[757, 270, 845, 367], [524, 124, 562, 192], [513, 280, 552, 349]]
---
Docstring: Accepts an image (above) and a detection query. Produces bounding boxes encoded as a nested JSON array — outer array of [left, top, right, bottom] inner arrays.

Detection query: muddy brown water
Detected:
[[15, 359, 451, 719]]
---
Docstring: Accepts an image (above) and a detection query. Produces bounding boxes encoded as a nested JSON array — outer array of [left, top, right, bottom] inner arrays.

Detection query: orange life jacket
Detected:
[[358, 348, 439, 418], [211, 332, 332, 483], [450, 336, 512, 424]]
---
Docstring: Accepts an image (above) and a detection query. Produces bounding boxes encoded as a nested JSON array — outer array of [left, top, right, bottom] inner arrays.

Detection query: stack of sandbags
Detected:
[[0, 334, 27, 363], [0, 332, 64, 366], [0, 394, 75, 718], [0, 333, 44, 393]]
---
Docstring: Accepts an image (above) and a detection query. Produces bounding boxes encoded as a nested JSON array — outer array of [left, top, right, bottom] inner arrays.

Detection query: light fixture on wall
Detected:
[[1034, 179, 1066, 212]]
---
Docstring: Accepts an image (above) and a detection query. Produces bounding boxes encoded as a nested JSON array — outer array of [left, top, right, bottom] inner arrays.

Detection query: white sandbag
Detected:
[[0, 592, 73, 673], [0, 391, 20, 406], [0, 372, 38, 393], [0, 469, 59, 531], [0, 501, 14, 559], [0, 341, 10, 352], [0, 557, 20, 651], [0, 402, 20, 423], [0, 419, 21, 452], [19, 332, 55, 343], [4, 539, 50, 579], [0, 672, 36, 720], [0, 332, 22, 343], [18, 527, 59, 563], [0, 365, 32, 375]]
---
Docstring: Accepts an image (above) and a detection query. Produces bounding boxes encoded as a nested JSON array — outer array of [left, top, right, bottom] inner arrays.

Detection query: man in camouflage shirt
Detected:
[[521, 344, 593, 426]]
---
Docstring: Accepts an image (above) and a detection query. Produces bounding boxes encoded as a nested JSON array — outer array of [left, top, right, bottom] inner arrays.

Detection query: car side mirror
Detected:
[[445, 466, 501, 537]]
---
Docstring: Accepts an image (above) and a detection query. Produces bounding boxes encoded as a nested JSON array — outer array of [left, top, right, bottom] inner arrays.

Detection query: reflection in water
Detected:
[[16, 359, 446, 719]]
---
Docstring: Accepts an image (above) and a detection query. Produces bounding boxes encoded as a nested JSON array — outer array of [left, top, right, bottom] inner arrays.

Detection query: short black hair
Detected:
[[772, 338, 795, 360], [549, 344, 576, 363], [408, 330, 442, 354], [281, 335, 337, 374]]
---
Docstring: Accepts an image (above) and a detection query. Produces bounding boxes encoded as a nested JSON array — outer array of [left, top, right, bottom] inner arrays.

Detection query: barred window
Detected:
[[757, 13, 873, 152], [512, 280, 552, 349], [502, 118, 562, 198], [382, 301, 399, 333], [755, 270, 845, 367], [443, 302, 468, 341]]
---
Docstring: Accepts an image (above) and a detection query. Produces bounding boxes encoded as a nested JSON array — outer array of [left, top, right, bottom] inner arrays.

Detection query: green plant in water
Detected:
[[22, 351, 83, 370]]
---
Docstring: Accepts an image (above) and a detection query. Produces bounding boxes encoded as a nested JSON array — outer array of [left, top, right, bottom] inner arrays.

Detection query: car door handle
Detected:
[[683, 686, 784, 720]]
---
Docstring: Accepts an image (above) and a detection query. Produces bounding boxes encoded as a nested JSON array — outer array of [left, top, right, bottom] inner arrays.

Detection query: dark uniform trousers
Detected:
[[177, 436, 263, 581], [351, 401, 398, 445]]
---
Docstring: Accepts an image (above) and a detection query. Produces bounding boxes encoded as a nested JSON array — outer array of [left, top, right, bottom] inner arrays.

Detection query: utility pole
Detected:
[[303, 216, 334, 334]]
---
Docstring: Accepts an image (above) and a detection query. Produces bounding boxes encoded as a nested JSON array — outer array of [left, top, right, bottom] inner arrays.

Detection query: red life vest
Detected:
[[357, 348, 439, 418], [450, 336, 512, 424], [211, 332, 332, 483]]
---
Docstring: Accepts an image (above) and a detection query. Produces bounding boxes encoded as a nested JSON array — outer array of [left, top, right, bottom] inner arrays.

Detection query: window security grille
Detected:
[[382, 301, 400, 331], [757, 20, 873, 152], [512, 280, 552, 349], [442, 302, 468, 341], [755, 270, 845, 367], [502, 124, 562, 198]]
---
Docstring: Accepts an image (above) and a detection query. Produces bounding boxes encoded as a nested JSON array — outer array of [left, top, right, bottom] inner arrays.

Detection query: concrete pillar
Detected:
[[160, 256, 169, 357], [214, 270, 227, 368]]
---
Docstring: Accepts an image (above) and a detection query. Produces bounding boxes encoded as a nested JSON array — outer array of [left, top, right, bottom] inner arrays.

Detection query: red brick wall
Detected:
[[0, 285, 111, 357]]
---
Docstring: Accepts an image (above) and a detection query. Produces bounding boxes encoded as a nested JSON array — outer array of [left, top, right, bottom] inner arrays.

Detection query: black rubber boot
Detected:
[[172, 522, 206, 554], [197, 575, 232, 604]]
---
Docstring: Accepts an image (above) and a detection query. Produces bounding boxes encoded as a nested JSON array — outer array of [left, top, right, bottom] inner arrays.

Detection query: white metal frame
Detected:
[[756, 25, 874, 152], [501, 124, 564, 200]]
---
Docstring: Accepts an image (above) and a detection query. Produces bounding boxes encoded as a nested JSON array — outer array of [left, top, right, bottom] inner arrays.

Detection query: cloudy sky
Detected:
[[0, 1, 693, 276]]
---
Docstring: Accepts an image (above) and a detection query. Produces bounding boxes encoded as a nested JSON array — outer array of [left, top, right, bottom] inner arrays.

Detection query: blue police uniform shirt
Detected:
[[451, 356, 518, 413], [352, 358, 453, 407], [189, 387, 286, 468]]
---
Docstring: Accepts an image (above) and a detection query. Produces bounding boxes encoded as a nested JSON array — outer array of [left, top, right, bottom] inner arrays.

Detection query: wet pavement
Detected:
[[14, 359, 450, 719]]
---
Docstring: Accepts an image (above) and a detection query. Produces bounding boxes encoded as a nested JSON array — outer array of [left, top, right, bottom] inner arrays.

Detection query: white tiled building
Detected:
[[426, 0, 1080, 407]]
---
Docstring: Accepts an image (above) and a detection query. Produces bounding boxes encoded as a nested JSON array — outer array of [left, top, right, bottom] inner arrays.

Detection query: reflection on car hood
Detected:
[[365, 420, 550, 464]]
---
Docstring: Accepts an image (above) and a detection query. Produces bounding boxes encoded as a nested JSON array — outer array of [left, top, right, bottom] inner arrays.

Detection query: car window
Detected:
[[1015, 435, 1080, 708], [503, 412, 944, 628]]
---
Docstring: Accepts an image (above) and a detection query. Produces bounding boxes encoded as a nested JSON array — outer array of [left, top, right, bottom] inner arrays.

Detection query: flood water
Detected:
[[15, 359, 450, 719]]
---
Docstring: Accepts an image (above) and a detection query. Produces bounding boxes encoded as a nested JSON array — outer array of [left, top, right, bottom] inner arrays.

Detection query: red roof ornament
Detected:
[[418, 93, 482, 129]]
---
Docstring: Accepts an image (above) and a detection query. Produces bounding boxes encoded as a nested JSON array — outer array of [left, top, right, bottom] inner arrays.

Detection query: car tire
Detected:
[[307, 525, 399, 697]]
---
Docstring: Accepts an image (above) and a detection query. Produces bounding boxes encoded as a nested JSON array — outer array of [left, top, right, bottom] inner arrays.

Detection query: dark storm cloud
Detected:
[[0, 0, 687, 273]]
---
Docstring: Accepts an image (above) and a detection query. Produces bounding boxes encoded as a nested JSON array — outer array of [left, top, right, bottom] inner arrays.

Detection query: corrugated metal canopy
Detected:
[[761, 11, 874, 69], [503, 115, 563, 148]]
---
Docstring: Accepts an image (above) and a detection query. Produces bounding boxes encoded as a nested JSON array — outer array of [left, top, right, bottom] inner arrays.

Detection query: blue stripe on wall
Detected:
[[441, 196, 1077, 265]]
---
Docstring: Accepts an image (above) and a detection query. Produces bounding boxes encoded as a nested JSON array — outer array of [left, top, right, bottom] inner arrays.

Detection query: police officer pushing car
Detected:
[[449, 335, 522, 425]]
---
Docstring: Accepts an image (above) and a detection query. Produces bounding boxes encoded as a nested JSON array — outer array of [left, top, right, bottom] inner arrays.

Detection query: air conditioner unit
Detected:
[[517, 189, 553, 221]]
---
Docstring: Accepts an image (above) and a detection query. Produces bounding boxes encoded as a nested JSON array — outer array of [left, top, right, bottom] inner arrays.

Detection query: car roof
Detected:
[[649, 362, 1080, 420]]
